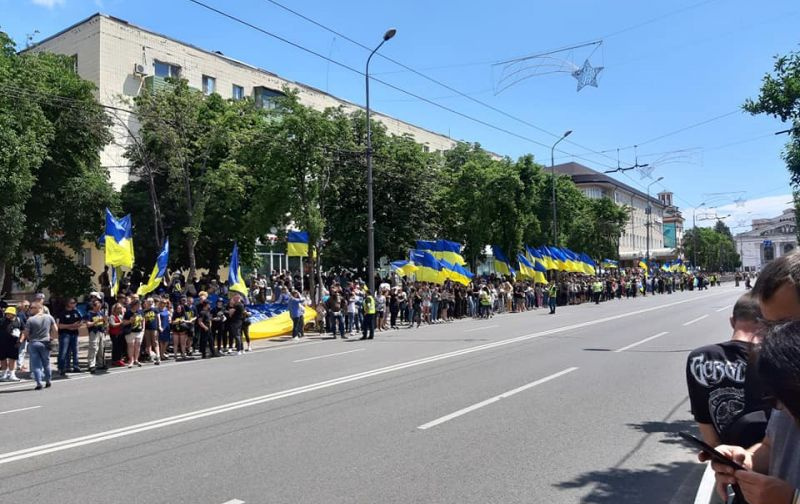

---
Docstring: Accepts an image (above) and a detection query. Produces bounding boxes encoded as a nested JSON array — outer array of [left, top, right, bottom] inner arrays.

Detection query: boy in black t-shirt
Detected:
[[686, 293, 769, 448]]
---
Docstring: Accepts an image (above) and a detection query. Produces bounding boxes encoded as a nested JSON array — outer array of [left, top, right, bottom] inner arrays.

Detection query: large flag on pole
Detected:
[[287, 231, 309, 257], [104, 208, 134, 268], [492, 245, 515, 276], [228, 243, 249, 297], [137, 239, 169, 297]]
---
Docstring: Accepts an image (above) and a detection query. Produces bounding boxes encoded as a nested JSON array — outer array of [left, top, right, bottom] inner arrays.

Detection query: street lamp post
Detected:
[[645, 176, 664, 266], [692, 202, 706, 270], [550, 130, 572, 245], [365, 28, 396, 294]]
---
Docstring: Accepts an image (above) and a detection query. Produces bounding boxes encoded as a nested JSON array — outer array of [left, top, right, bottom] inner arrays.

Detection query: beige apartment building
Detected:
[[552, 162, 681, 263], [27, 13, 460, 189]]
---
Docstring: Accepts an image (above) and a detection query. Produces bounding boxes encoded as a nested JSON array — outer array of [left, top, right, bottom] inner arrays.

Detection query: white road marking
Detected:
[[683, 314, 709, 326], [464, 324, 499, 333], [715, 305, 733, 312], [614, 332, 670, 353], [417, 367, 578, 430], [293, 349, 365, 363], [0, 341, 326, 391], [0, 406, 41, 416], [0, 290, 733, 465], [221, 500, 245, 504]]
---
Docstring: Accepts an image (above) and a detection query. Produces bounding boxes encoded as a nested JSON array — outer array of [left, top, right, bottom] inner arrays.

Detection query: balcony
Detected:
[[143, 75, 173, 95]]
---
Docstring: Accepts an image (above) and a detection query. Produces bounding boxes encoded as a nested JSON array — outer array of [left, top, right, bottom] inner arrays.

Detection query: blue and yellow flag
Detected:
[[415, 240, 437, 252], [537, 247, 557, 270], [532, 256, 549, 284], [433, 239, 466, 266], [548, 247, 568, 271], [410, 249, 442, 284], [137, 239, 169, 297], [578, 253, 597, 275], [638, 259, 649, 277], [104, 208, 134, 268], [439, 259, 473, 286], [110, 266, 121, 297], [228, 243, 249, 297], [287, 231, 309, 257], [601, 258, 618, 269], [492, 246, 515, 277], [391, 260, 419, 277]]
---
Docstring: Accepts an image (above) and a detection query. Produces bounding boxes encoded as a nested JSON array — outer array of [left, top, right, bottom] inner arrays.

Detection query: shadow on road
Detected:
[[554, 402, 704, 503], [553, 460, 703, 504]]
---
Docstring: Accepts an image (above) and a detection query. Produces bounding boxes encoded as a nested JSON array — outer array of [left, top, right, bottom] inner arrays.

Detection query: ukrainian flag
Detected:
[[561, 248, 582, 273], [548, 247, 568, 271], [410, 249, 442, 284], [638, 259, 649, 277], [492, 246, 515, 276], [433, 239, 466, 266], [137, 239, 169, 296], [287, 231, 310, 257], [537, 247, 557, 270], [517, 253, 536, 279], [104, 208, 134, 268], [532, 256, 549, 284], [391, 260, 418, 277], [228, 243, 249, 297], [110, 266, 121, 297], [579, 253, 597, 275], [415, 240, 437, 252], [439, 259, 473, 285], [601, 258, 618, 269]]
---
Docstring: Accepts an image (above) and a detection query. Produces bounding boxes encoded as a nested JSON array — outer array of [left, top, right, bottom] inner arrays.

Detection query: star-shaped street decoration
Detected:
[[734, 196, 747, 207], [571, 59, 603, 92]]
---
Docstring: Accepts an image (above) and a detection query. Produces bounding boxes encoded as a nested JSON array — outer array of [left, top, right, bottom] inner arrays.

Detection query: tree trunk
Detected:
[[308, 245, 316, 303], [0, 261, 6, 299], [316, 245, 324, 304], [187, 235, 197, 285], [147, 168, 164, 248]]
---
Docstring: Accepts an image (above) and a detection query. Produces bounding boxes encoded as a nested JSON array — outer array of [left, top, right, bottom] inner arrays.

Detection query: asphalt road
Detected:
[[0, 284, 743, 503]]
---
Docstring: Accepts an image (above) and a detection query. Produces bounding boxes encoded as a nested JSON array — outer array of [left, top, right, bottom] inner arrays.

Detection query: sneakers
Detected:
[[236, 351, 244, 355], [7, 374, 20, 382], [154, 360, 160, 366], [246, 345, 252, 352], [135, 362, 142, 367]]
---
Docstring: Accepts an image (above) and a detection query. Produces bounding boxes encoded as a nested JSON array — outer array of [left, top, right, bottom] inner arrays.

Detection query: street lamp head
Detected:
[[656, 176, 664, 182], [563, 130, 573, 138], [383, 28, 397, 41]]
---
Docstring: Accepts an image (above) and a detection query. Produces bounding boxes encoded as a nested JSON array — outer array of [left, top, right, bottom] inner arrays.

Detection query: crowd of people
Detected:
[[0, 263, 733, 391]]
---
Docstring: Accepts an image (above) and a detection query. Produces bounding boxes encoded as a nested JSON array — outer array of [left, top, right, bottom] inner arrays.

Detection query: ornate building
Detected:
[[735, 208, 797, 272]]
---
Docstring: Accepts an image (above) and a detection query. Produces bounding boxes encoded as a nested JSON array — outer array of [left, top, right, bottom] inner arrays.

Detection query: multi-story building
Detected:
[[551, 162, 676, 263], [735, 208, 797, 272], [26, 13, 460, 190], [658, 191, 685, 255]]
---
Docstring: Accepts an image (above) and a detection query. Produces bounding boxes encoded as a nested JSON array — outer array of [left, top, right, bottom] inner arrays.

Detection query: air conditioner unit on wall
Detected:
[[133, 63, 147, 76]]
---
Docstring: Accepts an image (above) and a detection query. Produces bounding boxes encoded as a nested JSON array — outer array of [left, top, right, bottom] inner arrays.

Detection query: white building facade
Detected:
[[552, 162, 673, 262], [735, 208, 797, 272], [27, 13, 459, 189]]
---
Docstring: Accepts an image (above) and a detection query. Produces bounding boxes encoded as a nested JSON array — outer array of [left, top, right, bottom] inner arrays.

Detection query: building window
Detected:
[[154, 60, 181, 78], [202, 75, 216, 95], [232, 84, 244, 100], [80, 248, 92, 267], [254, 86, 285, 109], [422, 145, 430, 153]]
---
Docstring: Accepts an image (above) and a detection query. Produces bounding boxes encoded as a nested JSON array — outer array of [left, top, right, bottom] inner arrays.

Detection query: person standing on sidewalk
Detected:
[[288, 290, 306, 340], [125, 299, 144, 368], [0, 307, 22, 382], [361, 289, 376, 340], [85, 297, 107, 373], [56, 298, 82, 375], [143, 298, 161, 365], [20, 302, 58, 390], [227, 293, 246, 354]]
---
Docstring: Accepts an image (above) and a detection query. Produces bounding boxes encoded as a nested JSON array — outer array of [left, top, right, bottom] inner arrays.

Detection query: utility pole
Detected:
[[550, 130, 572, 245]]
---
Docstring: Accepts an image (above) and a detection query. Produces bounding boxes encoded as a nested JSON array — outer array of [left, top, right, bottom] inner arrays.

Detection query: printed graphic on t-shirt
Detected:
[[708, 386, 746, 434], [688, 354, 747, 387]]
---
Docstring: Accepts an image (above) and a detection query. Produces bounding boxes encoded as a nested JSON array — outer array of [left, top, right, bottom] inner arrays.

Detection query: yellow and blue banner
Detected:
[[578, 252, 597, 275], [638, 259, 649, 277], [492, 245, 515, 276], [439, 259, 473, 286], [228, 243, 249, 297], [137, 239, 169, 296], [433, 239, 466, 266], [410, 249, 443, 284], [537, 247, 557, 270], [287, 231, 309, 257], [601, 258, 618, 269], [104, 208, 134, 268], [391, 260, 419, 277], [110, 266, 121, 297]]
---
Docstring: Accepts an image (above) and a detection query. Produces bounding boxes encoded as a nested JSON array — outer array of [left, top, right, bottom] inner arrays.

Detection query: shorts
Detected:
[[158, 330, 171, 343], [125, 331, 144, 344], [0, 337, 18, 360]]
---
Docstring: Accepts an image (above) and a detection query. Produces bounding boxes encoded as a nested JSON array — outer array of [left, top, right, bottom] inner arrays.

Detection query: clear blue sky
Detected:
[[3, 0, 798, 231]]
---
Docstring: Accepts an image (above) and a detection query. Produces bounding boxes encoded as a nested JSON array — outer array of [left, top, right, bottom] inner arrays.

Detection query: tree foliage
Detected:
[[682, 226, 740, 271], [0, 31, 113, 295]]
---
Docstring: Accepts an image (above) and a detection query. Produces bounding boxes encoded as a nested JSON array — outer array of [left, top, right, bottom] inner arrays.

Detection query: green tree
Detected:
[[683, 227, 740, 271], [566, 197, 629, 261], [0, 31, 114, 295]]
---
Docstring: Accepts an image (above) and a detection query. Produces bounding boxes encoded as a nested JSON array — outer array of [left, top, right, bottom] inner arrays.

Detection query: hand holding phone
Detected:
[[678, 432, 748, 471]]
